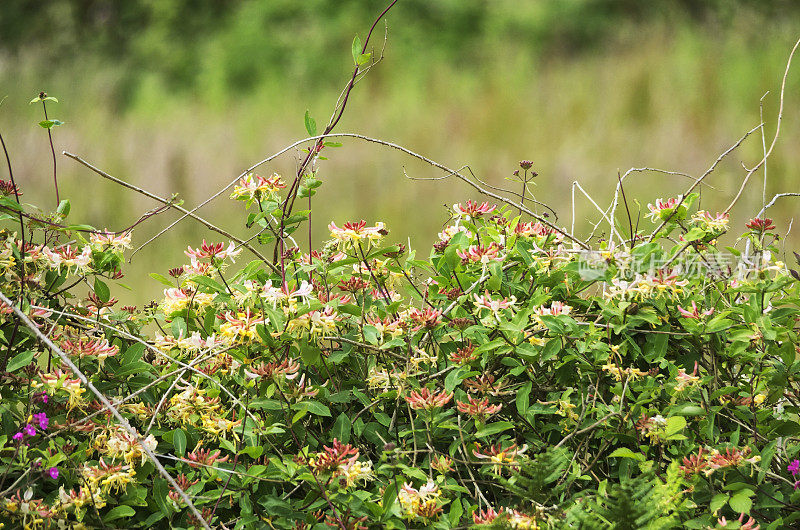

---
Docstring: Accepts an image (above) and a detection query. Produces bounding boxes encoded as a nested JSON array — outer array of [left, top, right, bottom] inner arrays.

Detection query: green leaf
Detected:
[[357, 52, 372, 66], [189, 275, 226, 293], [607, 448, 645, 461], [292, 401, 331, 417], [332, 412, 352, 444], [664, 416, 687, 438], [6, 350, 35, 372], [709, 493, 729, 514], [240, 445, 264, 459], [171, 316, 187, 339], [172, 429, 187, 456], [352, 35, 362, 65], [516, 382, 532, 414], [449, 496, 464, 525], [683, 227, 706, 242], [94, 278, 110, 303], [304, 110, 317, 137], [38, 119, 64, 129], [0, 196, 23, 212], [152, 478, 172, 516], [56, 199, 70, 217], [475, 421, 514, 438], [729, 490, 753, 514], [149, 272, 174, 287], [104, 505, 135, 522]]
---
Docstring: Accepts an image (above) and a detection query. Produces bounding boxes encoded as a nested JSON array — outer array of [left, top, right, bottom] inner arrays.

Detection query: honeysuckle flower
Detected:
[[513, 220, 563, 244], [431, 455, 453, 474], [473, 442, 528, 474], [187, 442, 230, 469], [601, 362, 648, 382], [183, 258, 213, 276], [367, 366, 409, 391], [473, 290, 516, 320], [464, 373, 510, 396], [95, 426, 157, 465], [245, 358, 300, 380], [365, 314, 406, 340], [287, 306, 340, 335], [308, 439, 359, 473], [219, 309, 268, 342], [230, 172, 285, 201], [168, 474, 200, 505], [646, 196, 685, 222], [328, 220, 387, 247], [457, 243, 503, 264], [449, 342, 477, 364], [717, 513, 761, 530], [456, 395, 502, 419], [404, 388, 453, 411], [61, 336, 119, 365], [82, 458, 136, 495], [473, 507, 500, 524], [90, 230, 132, 251], [675, 361, 700, 391], [405, 307, 442, 330], [677, 301, 714, 319], [35, 369, 87, 409], [746, 217, 775, 233], [41, 244, 92, 272], [452, 199, 496, 220], [398, 481, 443, 520], [160, 287, 215, 315], [437, 224, 472, 243], [692, 210, 730, 233], [533, 300, 572, 317], [185, 240, 242, 262]]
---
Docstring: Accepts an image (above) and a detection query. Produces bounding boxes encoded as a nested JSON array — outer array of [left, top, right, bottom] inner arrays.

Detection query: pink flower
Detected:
[[47, 467, 59, 479], [456, 396, 502, 419], [185, 240, 242, 262], [473, 290, 516, 315], [745, 217, 775, 233], [23, 424, 36, 437], [473, 507, 499, 524], [33, 412, 48, 431], [453, 200, 496, 219], [646, 196, 684, 222], [457, 243, 503, 264], [328, 220, 387, 246], [788, 459, 800, 477], [677, 301, 714, 319], [405, 388, 453, 411]]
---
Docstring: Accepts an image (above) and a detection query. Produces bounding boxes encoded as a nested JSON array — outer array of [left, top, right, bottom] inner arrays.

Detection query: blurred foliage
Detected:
[[3, 0, 800, 107]]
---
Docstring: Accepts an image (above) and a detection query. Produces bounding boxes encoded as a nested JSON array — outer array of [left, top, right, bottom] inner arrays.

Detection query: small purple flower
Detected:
[[33, 412, 48, 431], [47, 467, 59, 479], [12, 432, 23, 441], [23, 423, 36, 437], [789, 459, 800, 477]]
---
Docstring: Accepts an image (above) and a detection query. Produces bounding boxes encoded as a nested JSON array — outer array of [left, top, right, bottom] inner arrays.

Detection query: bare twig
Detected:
[[63, 151, 277, 272]]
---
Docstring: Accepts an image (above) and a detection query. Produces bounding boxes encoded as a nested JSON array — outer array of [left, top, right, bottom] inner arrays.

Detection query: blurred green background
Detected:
[[1, 0, 799, 305]]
